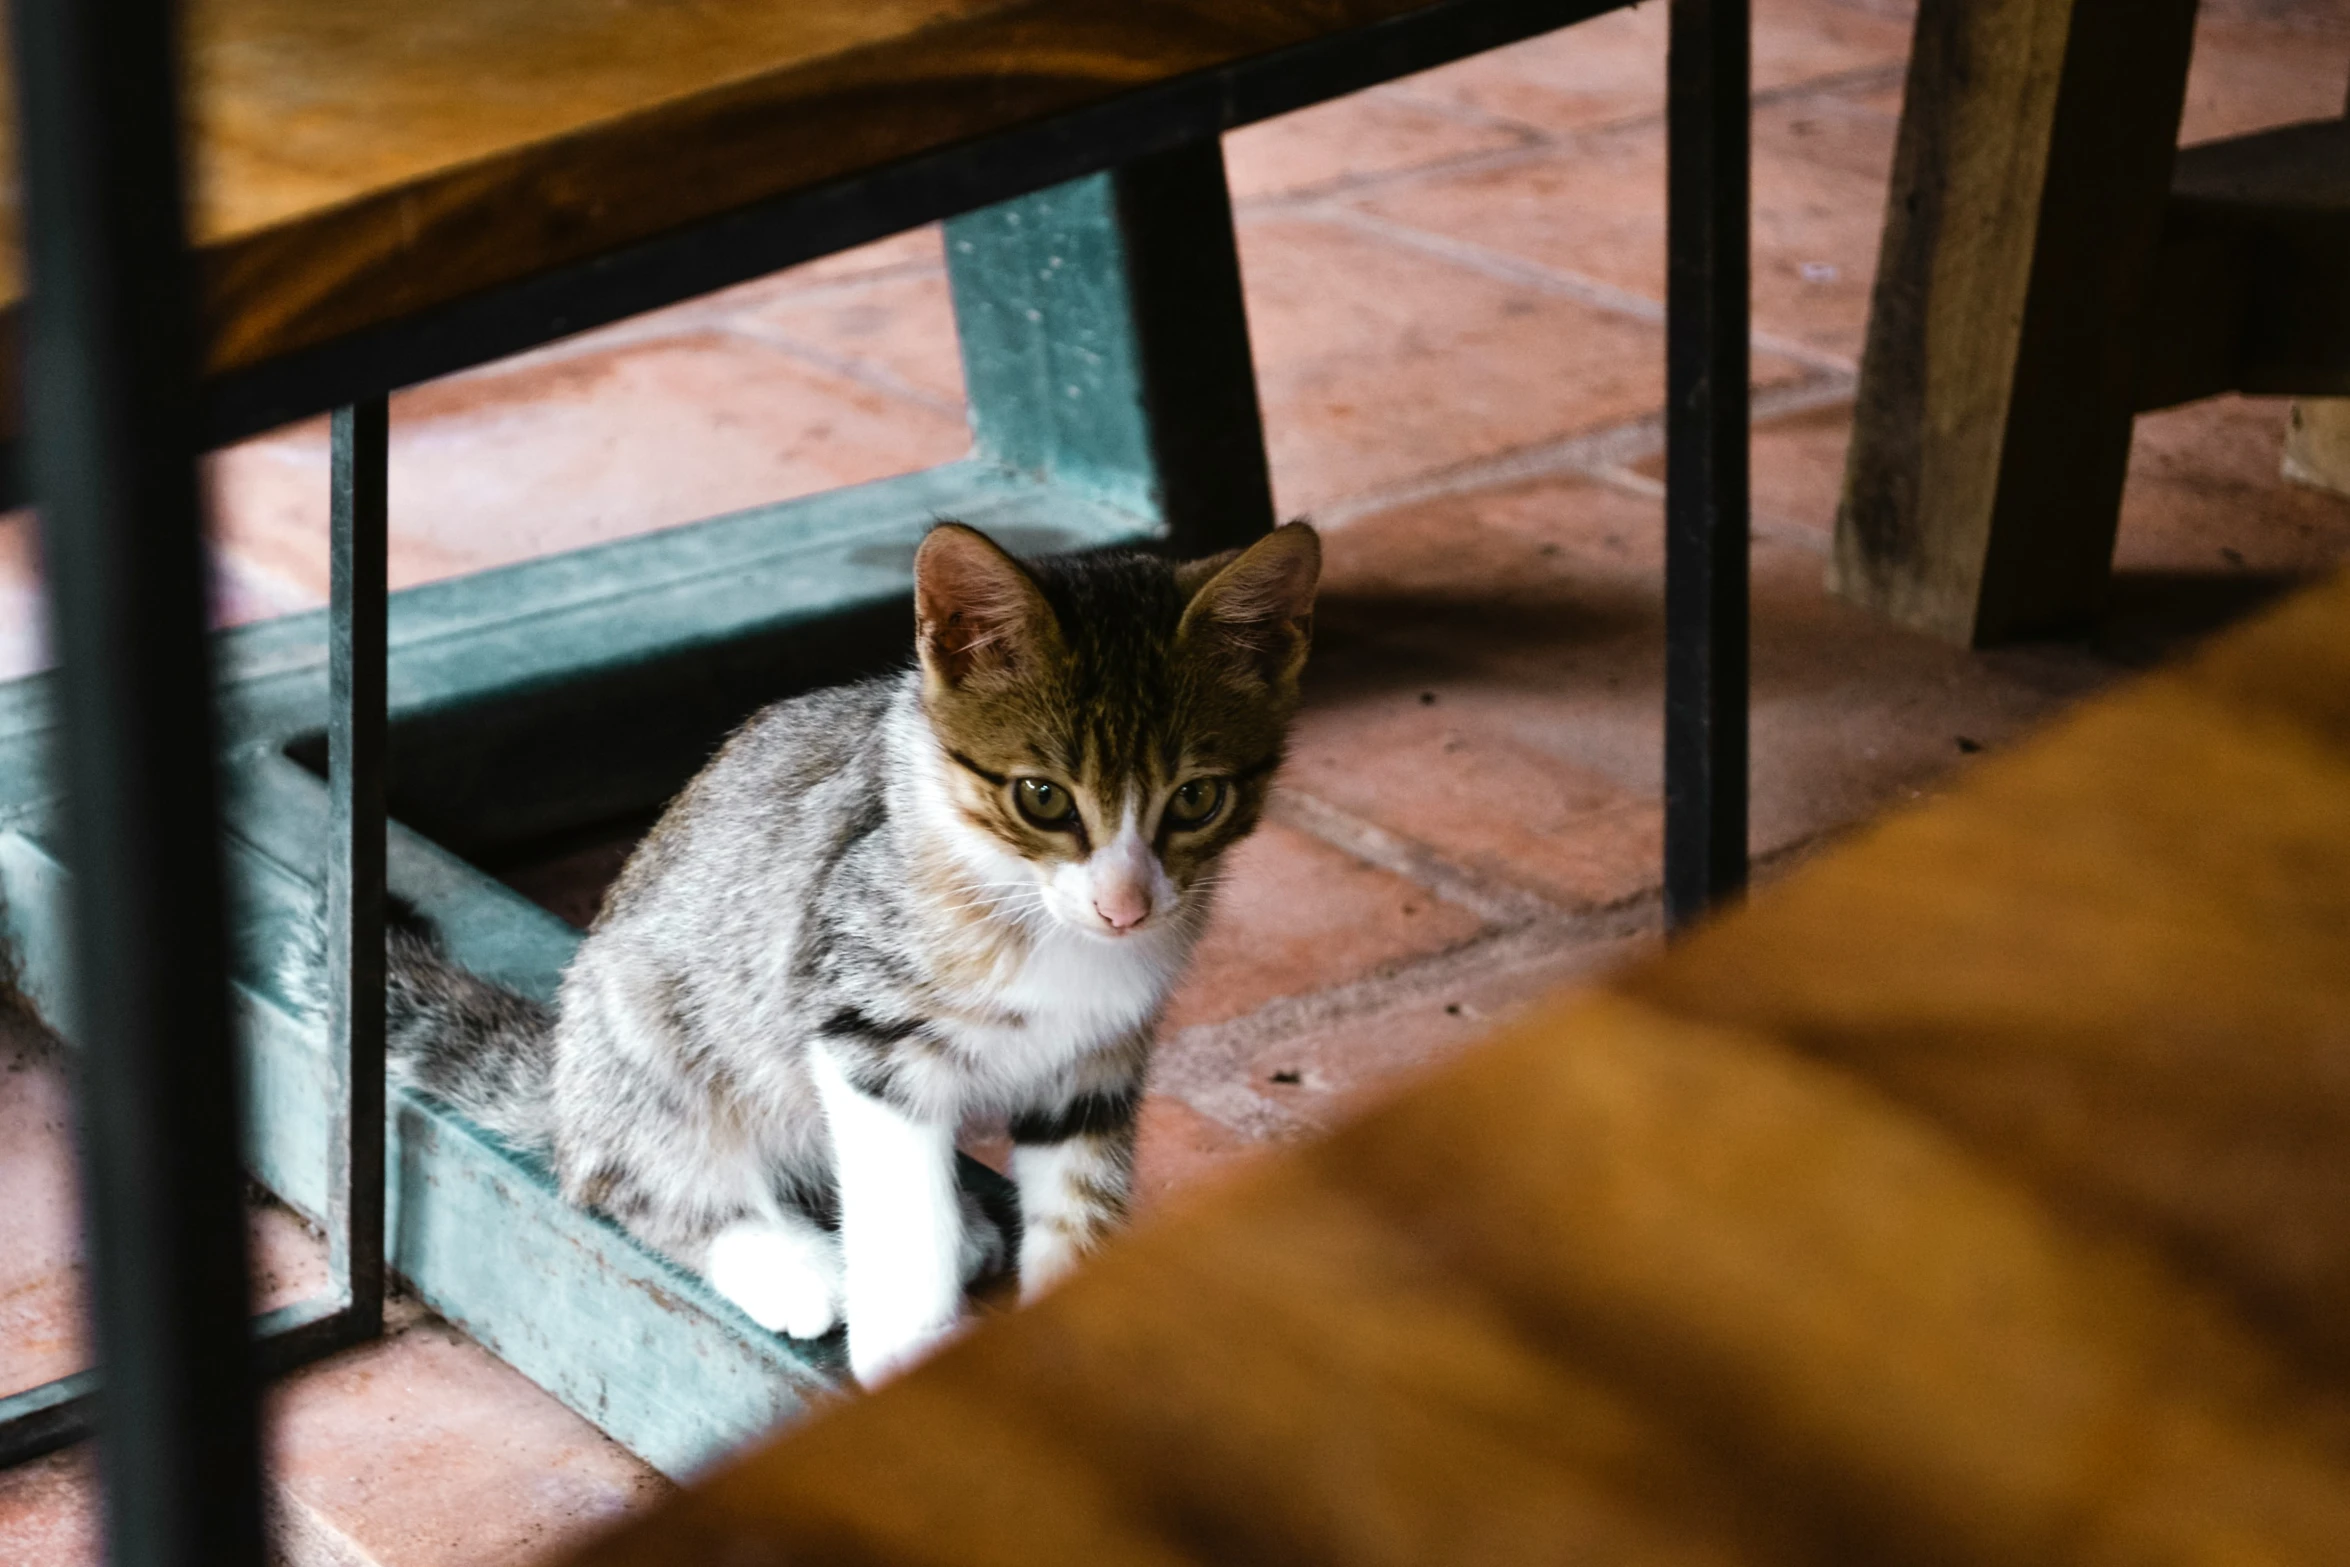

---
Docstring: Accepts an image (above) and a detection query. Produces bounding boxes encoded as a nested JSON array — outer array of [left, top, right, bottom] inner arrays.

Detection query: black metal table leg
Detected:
[[328, 399, 390, 1336], [7, 0, 267, 1559], [1664, 0, 1752, 930]]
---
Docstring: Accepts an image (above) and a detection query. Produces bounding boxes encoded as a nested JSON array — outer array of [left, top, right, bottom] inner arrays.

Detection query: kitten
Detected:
[[302, 520, 1319, 1383]]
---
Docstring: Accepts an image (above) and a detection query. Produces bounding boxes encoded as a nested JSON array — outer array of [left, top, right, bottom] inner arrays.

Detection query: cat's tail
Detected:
[[278, 892, 557, 1150]]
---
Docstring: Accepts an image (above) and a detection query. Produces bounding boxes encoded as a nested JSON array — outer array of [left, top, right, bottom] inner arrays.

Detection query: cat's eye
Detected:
[[1013, 777, 1077, 829], [1167, 777, 1227, 828]]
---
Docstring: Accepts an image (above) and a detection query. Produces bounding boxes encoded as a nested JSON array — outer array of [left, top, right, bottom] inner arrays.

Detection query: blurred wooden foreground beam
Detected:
[[568, 570, 2350, 1566]]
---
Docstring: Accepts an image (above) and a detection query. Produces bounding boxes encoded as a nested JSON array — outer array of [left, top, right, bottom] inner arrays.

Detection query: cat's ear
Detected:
[[1171, 548, 1241, 601], [914, 523, 1059, 690], [1178, 522, 1320, 690]]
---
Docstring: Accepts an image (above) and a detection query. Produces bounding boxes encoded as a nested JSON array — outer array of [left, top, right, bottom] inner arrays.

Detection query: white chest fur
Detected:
[[938, 920, 1182, 1108], [890, 712, 1190, 1114]]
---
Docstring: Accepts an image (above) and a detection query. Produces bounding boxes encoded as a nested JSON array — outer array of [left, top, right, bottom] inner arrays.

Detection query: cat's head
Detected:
[[912, 520, 1320, 944]]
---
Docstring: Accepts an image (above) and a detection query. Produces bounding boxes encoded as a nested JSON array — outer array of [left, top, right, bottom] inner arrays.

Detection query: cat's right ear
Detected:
[[1178, 521, 1321, 691], [1171, 548, 1242, 601], [914, 523, 1058, 690]]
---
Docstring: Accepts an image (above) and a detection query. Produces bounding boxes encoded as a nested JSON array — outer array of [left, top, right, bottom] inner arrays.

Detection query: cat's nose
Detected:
[[1093, 883, 1152, 932]]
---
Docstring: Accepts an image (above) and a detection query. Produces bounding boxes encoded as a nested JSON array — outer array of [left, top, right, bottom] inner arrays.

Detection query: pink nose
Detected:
[[1093, 884, 1151, 932]]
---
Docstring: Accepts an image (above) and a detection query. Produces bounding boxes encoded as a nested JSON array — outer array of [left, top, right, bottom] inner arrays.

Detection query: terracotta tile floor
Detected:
[[6, 0, 2350, 1560]]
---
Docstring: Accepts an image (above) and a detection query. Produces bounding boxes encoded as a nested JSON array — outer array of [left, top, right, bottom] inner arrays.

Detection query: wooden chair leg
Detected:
[[2280, 79, 2350, 501], [1834, 0, 2198, 645], [2285, 397, 2350, 497], [943, 142, 1277, 558]]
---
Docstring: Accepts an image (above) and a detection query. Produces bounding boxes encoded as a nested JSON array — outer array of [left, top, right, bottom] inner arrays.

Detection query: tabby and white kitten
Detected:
[[332, 520, 1318, 1383]]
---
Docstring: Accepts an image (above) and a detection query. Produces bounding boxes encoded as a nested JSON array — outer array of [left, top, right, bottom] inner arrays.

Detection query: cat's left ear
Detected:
[[914, 523, 1061, 691], [1178, 522, 1320, 691]]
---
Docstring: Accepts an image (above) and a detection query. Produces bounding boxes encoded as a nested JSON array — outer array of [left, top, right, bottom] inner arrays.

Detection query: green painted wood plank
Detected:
[[946, 146, 1276, 556], [4, 807, 835, 1479], [0, 460, 1158, 853], [229, 757, 849, 1475], [0, 453, 1112, 1474], [217, 458, 1149, 732], [0, 460, 1154, 804], [0, 156, 1276, 1472], [0, 829, 71, 1023]]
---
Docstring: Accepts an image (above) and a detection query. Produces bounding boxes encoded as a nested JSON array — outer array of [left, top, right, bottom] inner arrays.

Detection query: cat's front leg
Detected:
[[810, 1049, 965, 1386], [1009, 1076, 1140, 1301]]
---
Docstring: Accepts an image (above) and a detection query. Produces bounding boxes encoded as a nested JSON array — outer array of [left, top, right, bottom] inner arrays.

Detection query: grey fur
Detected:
[[283, 531, 1315, 1370], [281, 895, 555, 1149]]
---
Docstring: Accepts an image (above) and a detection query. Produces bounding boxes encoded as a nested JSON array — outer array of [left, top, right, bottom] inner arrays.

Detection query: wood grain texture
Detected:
[[1832, 0, 2197, 645], [0, 0, 1470, 393], [2284, 398, 2350, 497], [562, 569, 2350, 1564]]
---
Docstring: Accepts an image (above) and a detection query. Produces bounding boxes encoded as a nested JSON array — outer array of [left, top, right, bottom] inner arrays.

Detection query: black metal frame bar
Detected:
[[0, 401, 392, 1469], [5, 0, 269, 1555], [0, 0, 393, 1481], [1664, 0, 1752, 928], [325, 399, 390, 1340]]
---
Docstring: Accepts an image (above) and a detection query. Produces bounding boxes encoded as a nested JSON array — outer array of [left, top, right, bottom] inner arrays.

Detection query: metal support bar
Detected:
[[1663, 0, 1751, 929], [0, 1285, 390, 1465], [0, 409, 394, 1465], [328, 399, 389, 1335], [6, 0, 267, 1559], [945, 140, 1276, 557], [0, 1372, 97, 1470]]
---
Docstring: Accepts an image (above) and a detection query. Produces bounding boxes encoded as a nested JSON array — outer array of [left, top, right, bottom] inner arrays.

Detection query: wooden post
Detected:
[[2284, 398, 2350, 497], [1834, 0, 2198, 645], [2280, 79, 2350, 501]]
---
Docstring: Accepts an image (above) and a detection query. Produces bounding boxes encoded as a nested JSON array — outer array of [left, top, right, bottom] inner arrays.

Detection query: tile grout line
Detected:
[[1158, 828, 1837, 1139], [376, 257, 954, 389], [1239, 137, 1571, 218], [1353, 77, 1555, 143], [257, 1296, 482, 1567], [1237, 58, 1912, 222], [1267, 789, 1556, 926], [1312, 204, 1857, 377], [1155, 898, 1659, 1139], [269, 1484, 381, 1567], [1303, 369, 1855, 531], [1578, 462, 1837, 554], [712, 319, 967, 419]]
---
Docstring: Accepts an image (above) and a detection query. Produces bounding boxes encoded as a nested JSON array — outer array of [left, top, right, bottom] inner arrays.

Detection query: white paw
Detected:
[[959, 1189, 1009, 1284], [1019, 1228, 1082, 1305], [705, 1220, 842, 1340], [847, 1307, 959, 1388]]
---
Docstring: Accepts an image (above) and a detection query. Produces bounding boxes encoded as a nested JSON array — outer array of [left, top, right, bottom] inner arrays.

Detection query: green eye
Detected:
[[1167, 777, 1227, 828], [1014, 777, 1077, 829]]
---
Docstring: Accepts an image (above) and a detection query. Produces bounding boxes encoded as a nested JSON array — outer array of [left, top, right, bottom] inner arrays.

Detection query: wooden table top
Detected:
[[562, 568, 2350, 1565], [0, 0, 1500, 401]]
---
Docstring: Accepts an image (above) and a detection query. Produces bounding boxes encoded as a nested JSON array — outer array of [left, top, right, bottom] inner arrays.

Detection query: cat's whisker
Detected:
[[930, 883, 1035, 915], [929, 886, 1048, 929]]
